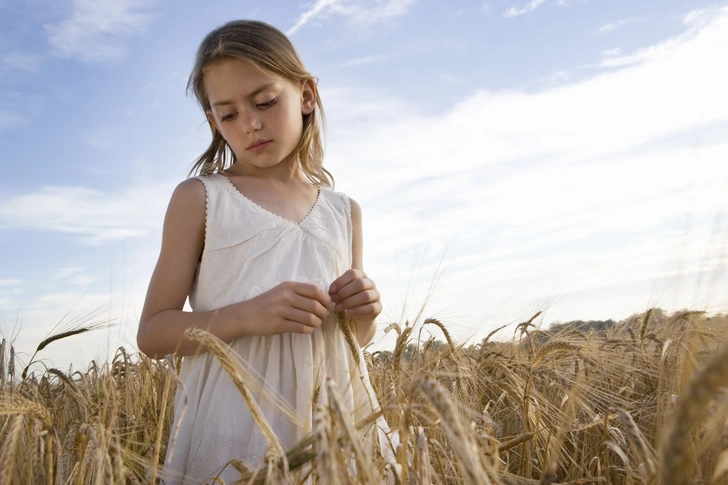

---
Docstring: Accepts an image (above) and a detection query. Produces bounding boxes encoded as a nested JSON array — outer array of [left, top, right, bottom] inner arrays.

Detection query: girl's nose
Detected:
[[242, 111, 262, 132]]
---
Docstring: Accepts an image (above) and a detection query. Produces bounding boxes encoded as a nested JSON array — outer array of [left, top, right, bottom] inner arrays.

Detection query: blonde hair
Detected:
[[187, 20, 332, 187]]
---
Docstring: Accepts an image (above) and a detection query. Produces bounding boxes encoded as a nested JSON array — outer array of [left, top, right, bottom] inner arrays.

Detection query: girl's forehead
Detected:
[[202, 58, 291, 95], [203, 58, 278, 82]]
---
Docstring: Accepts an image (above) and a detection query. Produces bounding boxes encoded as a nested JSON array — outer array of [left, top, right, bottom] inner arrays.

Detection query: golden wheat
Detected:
[[1, 309, 728, 484]]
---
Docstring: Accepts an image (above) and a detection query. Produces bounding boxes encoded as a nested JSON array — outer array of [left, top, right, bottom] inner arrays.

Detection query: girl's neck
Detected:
[[224, 158, 306, 184]]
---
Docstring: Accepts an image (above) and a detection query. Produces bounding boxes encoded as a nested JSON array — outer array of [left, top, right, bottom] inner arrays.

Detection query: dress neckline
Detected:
[[216, 173, 321, 226]]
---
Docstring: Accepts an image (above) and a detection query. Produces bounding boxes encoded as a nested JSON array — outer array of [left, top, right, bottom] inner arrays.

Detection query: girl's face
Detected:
[[203, 58, 315, 175]]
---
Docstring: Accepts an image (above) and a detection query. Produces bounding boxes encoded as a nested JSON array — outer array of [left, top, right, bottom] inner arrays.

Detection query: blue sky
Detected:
[[1, 0, 727, 372]]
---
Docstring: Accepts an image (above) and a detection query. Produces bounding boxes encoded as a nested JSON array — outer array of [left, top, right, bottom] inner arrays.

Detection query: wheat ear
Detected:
[[413, 375, 493, 485], [661, 342, 728, 484], [336, 311, 362, 367], [616, 409, 656, 480], [0, 393, 53, 428], [393, 326, 414, 374], [183, 328, 287, 462], [312, 398, 339, 485], [0, 415, 24, 485], [424, 317, 455, 354], [325, 378, 380, 484], [415, 427, 431, 485]]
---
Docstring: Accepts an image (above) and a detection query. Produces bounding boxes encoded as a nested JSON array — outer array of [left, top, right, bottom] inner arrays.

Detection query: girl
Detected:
[[137, 20, 391, 484]]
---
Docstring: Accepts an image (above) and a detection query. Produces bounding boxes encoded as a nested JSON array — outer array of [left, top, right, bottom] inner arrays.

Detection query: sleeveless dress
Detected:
[[162, 173, 391, 484]]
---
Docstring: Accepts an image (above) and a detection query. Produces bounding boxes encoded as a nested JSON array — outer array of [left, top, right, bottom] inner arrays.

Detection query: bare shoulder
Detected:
[[170, 177, 206, 209], [162, 177, 206, 242], [348, 197, 362, 224]]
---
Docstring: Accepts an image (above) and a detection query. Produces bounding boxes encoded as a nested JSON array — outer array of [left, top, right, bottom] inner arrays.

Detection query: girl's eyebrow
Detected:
[[211, 82, 276, 107]]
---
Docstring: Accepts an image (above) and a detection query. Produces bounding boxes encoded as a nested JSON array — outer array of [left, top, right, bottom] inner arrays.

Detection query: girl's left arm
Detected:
[[329, 198, 381, 347]]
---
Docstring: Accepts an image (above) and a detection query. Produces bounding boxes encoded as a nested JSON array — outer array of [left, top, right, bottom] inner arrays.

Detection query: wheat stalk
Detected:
[[336, 311, 362, 368], [392, 326, 413, 374], [413, 374, 495, 485], [616, 408, 656, 481], [0, 415, 24, 485], [661, 342, 728, 485], [424, 318, 455, 354], [639, 308, 653, 342], [325, 377, 380, 484], [0, 339, 6, 386], [182, 328, 287, 464], [414, 427, 431, 485], [312, 398, 338, 484], [22, 323, 112, 380]]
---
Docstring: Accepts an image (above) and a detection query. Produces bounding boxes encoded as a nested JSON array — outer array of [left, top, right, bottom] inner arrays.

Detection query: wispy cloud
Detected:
[[340, 53, 396, 67], [44, 0, 155, 63], [597, 17, 634, 33], [0, 51, 43, 74], [504, 0, 547, 18], [504, 0, 578, 18], [600, 47, 621, 57], [0, 110, 26, 129], [323, 6, 728, 324], [0, 184, 171, 245], [588, 7, 728, 69], [287, 0, 415, 35]]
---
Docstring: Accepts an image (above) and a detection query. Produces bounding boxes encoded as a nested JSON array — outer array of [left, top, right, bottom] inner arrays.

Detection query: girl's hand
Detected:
[[328, 269, 382, 324], [248, 281, 331, 335]]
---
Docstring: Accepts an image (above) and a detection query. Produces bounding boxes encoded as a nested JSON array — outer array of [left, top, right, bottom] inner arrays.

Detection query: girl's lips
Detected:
[[247, 140, 272, 153]]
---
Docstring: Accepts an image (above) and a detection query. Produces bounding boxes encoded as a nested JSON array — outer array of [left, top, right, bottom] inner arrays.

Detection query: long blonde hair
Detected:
[[187, 20, 332, 187]]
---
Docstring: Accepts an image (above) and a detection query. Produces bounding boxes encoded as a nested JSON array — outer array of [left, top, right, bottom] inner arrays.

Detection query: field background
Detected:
[[2, 308, 728, 484]]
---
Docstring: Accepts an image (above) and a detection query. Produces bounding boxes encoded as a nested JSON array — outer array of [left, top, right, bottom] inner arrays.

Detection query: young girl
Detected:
[[137, 20, 392, 484]]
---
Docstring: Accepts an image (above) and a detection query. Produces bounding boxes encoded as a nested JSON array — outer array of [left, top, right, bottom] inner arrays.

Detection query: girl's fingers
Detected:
[[344, 302, 382, 318], [290, 281, 332, 308], [329, 269, 366, 295], [283, 319, 316, 334], [283, 307, 324, 328], [333, 289, 379, 312], [331, 276, 374, 303], [291, 293, 330, 321]]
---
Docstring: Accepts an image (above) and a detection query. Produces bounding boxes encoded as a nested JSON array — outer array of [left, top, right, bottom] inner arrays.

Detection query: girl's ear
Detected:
[[300, 79, 316, 115]]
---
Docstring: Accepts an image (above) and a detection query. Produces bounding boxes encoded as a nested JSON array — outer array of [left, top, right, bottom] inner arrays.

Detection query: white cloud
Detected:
[[44, 0, 155, 63], [504, 0, 580, 18], [597, 18, 633, 33], [322, 6, 728, 327], [683, 7, 723, 28], [600, 47, 621, 57], [0, 183, 172, 245], [340, 53, 396, 67], [287, 0, 415, 35], [504, 0, 547, 18], [594, 14, 713, 68]]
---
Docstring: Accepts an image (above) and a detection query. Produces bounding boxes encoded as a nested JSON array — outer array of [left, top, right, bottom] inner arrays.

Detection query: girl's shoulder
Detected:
[[317, 190, 362, 230], [319, 187, 354, 210], [170, 177, 208, 210], [182, 172, 232, 204]]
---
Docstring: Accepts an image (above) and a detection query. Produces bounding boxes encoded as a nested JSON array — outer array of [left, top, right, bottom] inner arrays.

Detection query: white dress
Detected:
[[162, 173, 389, 484]]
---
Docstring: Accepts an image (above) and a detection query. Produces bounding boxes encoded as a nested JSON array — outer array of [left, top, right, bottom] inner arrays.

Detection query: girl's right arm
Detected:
[[137, 178, 331, 359]]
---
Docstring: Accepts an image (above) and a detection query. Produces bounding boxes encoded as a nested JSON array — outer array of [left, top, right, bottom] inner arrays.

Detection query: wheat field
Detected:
[[2, 309, 728, 484]]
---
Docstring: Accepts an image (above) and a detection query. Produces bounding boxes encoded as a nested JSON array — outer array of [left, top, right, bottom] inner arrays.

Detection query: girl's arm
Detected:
[[137, 179, 331, 359], [328, 198, 381, 347]]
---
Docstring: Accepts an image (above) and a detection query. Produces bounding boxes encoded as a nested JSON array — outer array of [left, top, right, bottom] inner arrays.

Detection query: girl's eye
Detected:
[[257, 98, 277, 109], [221, 113, 236, 122]]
